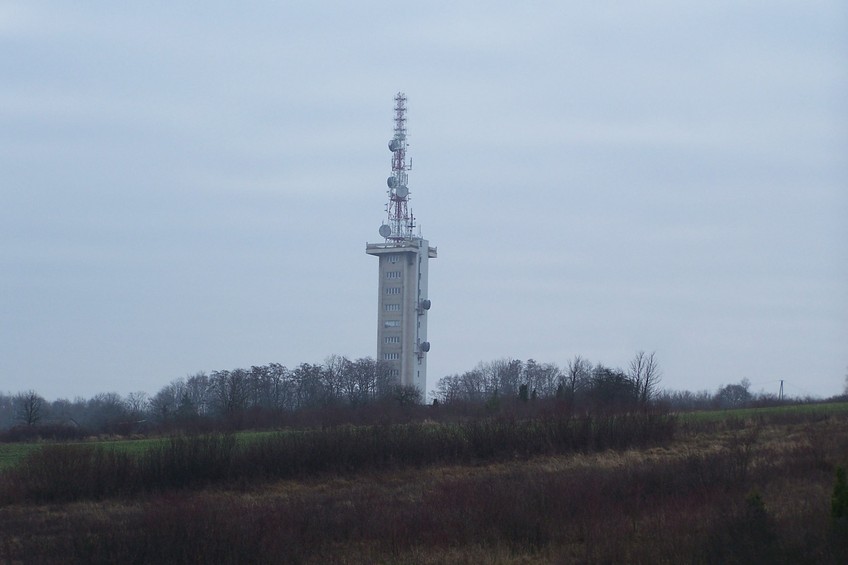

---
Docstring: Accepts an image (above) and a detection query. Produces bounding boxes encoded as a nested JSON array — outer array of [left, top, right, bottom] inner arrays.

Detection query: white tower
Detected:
[[366, 93, 437, 397]]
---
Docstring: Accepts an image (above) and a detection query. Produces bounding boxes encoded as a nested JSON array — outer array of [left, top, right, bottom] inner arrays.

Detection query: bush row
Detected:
[[1, 412, 676, 502]]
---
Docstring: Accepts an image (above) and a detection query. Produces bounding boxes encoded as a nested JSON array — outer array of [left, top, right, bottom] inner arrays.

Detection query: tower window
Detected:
[[384, 320, 401, 328], [385, 336, 401, 344], [384, 353, 399, 360], [385, 287, 401, 295], [386, 271, 401, 279], [384, 303, 401, 312], [389, 256, 400, 263]]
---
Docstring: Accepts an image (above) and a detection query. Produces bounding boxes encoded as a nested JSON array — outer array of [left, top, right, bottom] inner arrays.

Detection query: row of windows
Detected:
[[388, 255, 400, 263], [383, 353, 399, 360], [384, 303, 400, 312], [384, 320, 401, 328], [386, 270, 401, 279], [385, 287, 401, 295], [385, 336, 401, 344]]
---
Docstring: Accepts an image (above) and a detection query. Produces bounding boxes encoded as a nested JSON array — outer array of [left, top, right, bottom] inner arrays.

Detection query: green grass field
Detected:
[[0, 429, 288, 471], [0, 438, 158, 471], [0, 443, 40, 470], [678, 401, 848, 423]]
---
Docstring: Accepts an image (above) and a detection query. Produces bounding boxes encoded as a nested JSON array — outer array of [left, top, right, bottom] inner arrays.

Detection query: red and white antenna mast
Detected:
[[379, 92, 415, 241]]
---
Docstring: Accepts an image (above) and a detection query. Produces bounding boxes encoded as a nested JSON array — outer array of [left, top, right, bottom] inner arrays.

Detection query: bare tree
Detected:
[[291, 363, 330, 409], [461, 368, 487, 402], [86, 392, 129, 433], [522, 359, 561, 398], [322, 355, 348, 404], [629, 351, 662, 406], [435, 374, 463, 404], [496, 359, 523, 397], [150, 379, 187, 423], [641, 352, 661, 403], [350, 358, 378, 404], [564, 355, 591, 401], [184, 372, 211, 415], [210, 369, 250, 417], [247, 365, 270, 409], [15, 390, 44, 426], [124, 391, 149, 421], [266, 363, 292, 410]]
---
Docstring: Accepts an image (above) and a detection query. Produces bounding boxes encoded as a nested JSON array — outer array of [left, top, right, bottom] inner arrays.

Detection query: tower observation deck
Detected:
[[366, 93, 436, 397]]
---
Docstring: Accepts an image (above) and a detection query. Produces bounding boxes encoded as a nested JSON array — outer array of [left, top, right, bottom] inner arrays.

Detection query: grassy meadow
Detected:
[[678, 401, 848, 423], [1, 404, 847, 563]]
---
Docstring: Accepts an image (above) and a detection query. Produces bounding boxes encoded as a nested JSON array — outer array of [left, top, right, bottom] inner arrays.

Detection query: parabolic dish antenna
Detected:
[[395, 185, 409, 198], [379, 224, 392, 238]]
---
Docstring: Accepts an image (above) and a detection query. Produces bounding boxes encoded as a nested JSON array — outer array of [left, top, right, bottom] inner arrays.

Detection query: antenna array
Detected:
[[381, 92, 414, 241]]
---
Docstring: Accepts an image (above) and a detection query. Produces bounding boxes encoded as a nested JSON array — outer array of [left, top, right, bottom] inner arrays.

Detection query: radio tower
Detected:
[[385, 93, 414, 241], [366, 93, 437, 397]]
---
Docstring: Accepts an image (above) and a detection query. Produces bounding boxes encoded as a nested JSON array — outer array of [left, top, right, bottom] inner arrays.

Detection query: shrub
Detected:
[[833, 467, 848, 520], [704, 491, 780, 564], [1, 412, 677, 503]]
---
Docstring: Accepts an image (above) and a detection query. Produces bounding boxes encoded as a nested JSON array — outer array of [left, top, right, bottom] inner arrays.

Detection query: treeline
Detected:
[[433, 352, 661, 410], [1, 351, 836, 439], [432, 352, 807, 412], [0, 356, 412, 438]]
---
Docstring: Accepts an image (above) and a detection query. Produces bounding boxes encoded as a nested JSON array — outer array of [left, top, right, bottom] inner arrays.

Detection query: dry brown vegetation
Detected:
[[1, 408, 847, 563]]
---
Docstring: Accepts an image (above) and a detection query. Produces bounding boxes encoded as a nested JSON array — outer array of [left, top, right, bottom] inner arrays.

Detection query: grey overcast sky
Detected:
[[1, 1, 846, 400]]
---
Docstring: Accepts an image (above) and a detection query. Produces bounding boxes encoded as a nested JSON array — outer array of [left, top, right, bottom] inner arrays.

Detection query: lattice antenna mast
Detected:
[[381, 92, 414, 241]]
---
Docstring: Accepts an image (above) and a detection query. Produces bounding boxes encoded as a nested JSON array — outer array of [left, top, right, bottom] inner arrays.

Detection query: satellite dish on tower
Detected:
[[387, 176, 398, 188], [379, 224, 392, 238], [395, 185, 408, 198]]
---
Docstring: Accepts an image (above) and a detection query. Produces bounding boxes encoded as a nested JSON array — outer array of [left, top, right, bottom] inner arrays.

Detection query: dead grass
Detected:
[[1, 414, 846, 563]]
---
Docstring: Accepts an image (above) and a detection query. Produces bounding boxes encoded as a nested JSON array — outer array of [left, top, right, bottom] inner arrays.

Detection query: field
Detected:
[[0, 430, 283, 471], [678, 401, 848, 422], [0, 443, 36, 471], [1, 404, 847, 563]]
